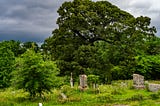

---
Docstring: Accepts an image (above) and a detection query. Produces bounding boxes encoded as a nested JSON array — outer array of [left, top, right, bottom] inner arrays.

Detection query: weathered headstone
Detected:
[[79, 74, 87, 90], [148, 83, 160, 92], [133, 74, 145, 89], [70, 72, 74, 88]]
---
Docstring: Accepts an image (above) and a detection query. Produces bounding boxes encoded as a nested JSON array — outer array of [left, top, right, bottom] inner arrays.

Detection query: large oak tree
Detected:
[[43, 0, 156, 83]]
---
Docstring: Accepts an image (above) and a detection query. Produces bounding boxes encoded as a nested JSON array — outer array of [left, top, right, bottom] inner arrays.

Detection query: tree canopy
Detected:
[[43, 0, 157, 83]]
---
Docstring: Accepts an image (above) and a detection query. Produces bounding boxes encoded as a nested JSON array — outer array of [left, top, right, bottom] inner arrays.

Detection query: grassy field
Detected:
[[1, 80, 160, 106]]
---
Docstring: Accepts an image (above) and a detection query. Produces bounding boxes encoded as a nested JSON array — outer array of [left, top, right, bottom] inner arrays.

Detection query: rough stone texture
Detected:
[[79, 74, 87, 90], [148, 83, 160, 92], [133, 74, 145, 89]]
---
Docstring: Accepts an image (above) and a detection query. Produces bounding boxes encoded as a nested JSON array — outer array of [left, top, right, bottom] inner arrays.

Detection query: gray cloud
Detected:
[[0, 0, 159, 43], [0, 0, 69, 42], [108, 0, 160, 35]]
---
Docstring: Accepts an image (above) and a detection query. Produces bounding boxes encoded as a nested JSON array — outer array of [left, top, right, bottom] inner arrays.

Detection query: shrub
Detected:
[[12, 50, 60, 99], [96, 93, 113, 103], [111, 88, 123, 95], [150, 93, 159, 100]]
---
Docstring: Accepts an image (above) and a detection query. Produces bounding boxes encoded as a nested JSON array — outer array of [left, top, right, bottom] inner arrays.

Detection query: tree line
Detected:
[[0, 0, 160, 98]]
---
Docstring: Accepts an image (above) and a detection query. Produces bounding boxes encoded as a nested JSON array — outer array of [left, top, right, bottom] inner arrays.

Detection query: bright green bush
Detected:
[[12, 49, 60, 98], [96, 93, 113, 103]]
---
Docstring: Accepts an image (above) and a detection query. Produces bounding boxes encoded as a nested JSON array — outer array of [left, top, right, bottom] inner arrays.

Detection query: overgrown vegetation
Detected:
[[1, 80, 160, 106]]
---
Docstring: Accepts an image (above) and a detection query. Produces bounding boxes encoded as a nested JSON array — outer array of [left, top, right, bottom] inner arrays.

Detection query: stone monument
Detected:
[[79, 74, 87, 90], [70, 72, 74, 88], [148, 83, 160, 92], [133, 74, 145, 89]]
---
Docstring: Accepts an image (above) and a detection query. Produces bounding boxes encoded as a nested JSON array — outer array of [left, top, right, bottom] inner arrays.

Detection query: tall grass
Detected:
[[1, 80, 160, 106]]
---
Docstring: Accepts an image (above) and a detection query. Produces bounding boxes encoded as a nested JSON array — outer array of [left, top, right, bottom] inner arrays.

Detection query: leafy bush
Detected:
[[96, 93, 113, 103], [99, 85, 113, 93], [12, 49, 60, 98], [150, 93, 159, 100], [111, 88, 123, 95], [60, 85, 78, 97], [88, 75, 99, 88]]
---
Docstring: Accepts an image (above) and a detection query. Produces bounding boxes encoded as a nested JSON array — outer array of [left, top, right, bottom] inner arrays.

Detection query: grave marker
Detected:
[[133, 74, 145, 89]]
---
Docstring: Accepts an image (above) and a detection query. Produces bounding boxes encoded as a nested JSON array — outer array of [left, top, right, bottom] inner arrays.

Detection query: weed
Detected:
[[150, 93, 159, 100], [126, 93, 144, 101], [96, 93, 113, 103]]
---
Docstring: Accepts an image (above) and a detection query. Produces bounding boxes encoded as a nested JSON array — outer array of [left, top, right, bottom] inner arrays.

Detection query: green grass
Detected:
[[1, 80, 160, 106]]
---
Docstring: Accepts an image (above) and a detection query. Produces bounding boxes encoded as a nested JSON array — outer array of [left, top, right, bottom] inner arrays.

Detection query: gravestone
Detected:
[[79, 74, 87, 90], [148, 83, 160, 92], [70, 72, 74, 88], [133, 74, 145, 89]]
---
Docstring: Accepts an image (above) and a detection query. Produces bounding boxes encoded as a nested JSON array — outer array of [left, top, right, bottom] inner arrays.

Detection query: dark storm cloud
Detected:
[[0, 0, 160, 43], [0, 0, 71, 42], [0, 32, 45, 42]]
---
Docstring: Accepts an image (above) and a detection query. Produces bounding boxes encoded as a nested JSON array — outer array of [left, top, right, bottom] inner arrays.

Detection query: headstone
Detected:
[[79, 74, 87, 90], [70, 72, 74, 88], [38, 103, 42, 106], [148, 83, 160, 92], [133, 74, 145, 89]]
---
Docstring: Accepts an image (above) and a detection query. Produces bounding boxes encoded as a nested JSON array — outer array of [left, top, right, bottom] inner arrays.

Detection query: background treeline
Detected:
[[0, 0, 160, 96]]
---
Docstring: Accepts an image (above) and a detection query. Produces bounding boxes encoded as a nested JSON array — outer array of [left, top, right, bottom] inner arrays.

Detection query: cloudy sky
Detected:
[[0, 0, 160, 42]]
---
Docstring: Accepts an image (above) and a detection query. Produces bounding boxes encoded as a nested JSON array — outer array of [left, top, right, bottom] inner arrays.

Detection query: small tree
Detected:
[[88, 74, 99, 88], [12, 49, 60, 98]]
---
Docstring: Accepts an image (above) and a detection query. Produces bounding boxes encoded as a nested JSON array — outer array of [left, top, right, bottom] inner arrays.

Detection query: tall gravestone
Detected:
[[70, 72, 74, 88], [79, 74, 87, 90], [133, 74, 145, 89]]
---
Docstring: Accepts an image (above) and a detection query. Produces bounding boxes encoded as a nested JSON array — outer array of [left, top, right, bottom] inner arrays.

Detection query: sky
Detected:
[[0, 0, 160, 43]]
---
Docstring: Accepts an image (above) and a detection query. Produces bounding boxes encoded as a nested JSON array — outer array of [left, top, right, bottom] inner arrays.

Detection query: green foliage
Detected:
[[1, 80, 160, 106], [126, 93, 144, 101], [12, 49, 60, 98], [0, 40, 23, 57], [22, 42, 40, 53], [149, 93, 159, 100], [88, 74, 99, 87], [44, 0, 156, 83], [135, 54, 160, 79], [0, 46, 15, 88], [96, 93, 113, 103]]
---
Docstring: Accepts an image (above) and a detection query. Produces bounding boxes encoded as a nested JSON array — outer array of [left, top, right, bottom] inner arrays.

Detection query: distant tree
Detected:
[[0, 46, 15, 88], [12, 49, 60, 98], [0, 40, 24, 57], [22, 42, 39, 52], [145, 37, 160, 55], [135, 54, 160, 79]]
